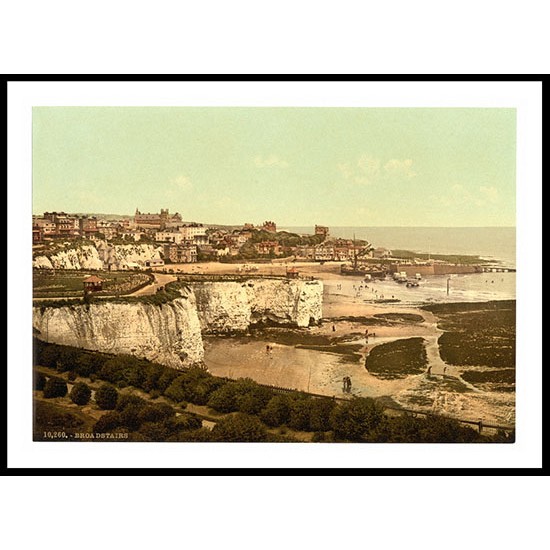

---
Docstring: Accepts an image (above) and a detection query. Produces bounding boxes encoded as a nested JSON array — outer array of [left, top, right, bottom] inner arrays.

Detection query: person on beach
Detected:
[[332, 324, 336, 332]]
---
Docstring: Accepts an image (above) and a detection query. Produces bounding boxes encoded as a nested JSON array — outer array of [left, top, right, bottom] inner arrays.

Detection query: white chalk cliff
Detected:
[[33, 241, 163, 270], [33, 245, 104, 270], [192, 279, 323, 332], [33, 290, 203, 369], [33, 279, 323, 369]]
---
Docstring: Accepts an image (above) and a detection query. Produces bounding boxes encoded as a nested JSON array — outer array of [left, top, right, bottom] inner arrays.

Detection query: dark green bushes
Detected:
[[329, 397, 385, 441], [211, 413, 268, 442], [34, 370, 47, 391], [164, 368, 224, 405], [207, 378, 272, 414], [369, 414, 481, 443], [95, 384, 119, 410], [260, 394, 293, 426], [43, 376, 68, 398], [33, 401, 85, 439], [94, 411, 123, 433], [34, 338, 509, 443], [259, 393, 336, 432], [93, 392, 202, 441], [69, 382, 92, 405], [33, 339, 108, 376]]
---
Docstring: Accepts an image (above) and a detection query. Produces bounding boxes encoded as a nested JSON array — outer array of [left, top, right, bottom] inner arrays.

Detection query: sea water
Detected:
[[282, 226, 516, 302], [326, 272, 516, 305], [282, 226, 516, 267]]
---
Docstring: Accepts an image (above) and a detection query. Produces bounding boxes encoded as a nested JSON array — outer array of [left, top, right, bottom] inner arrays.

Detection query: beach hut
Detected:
[[83, 275, 103, 292], [286, 267, 299, 279]]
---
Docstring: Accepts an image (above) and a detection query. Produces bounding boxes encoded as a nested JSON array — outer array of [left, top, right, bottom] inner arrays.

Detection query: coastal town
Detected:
[[32, 207, 371, 265], [23, 101, 522, 455], [33, 207, 512, 281], [32, 205, 516, 436]]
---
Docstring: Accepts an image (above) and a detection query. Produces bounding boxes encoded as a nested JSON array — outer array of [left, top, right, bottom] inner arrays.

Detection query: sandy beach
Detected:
[[159, 260, 515, 426]]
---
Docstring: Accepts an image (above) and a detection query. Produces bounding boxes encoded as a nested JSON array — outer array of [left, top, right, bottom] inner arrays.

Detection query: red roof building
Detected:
[[83, 275, 103, 291]]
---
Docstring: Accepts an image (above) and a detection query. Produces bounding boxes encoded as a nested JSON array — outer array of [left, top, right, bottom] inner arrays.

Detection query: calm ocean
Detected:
[[282, 226, 516, 267]]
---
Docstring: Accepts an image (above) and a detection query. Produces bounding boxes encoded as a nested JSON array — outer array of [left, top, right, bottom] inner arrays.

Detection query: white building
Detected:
[[155, 231, 185, 244], [179, 224, 207, 240]]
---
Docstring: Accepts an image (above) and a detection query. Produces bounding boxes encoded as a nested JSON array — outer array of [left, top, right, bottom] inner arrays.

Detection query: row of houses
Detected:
[[154, 224, 208, 245], [34, 207, 386, 265], [295, 240, 372, 261], [32, 212, 207, 268], [32, 212, 106, 242]]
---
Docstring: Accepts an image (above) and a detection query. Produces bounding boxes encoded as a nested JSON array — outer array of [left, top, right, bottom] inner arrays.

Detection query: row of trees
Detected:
[[35, 368, 119, 408], [33, 338, 513, 443]]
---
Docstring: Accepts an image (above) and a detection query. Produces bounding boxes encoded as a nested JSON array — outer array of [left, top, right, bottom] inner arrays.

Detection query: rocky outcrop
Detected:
[[192, 279, 323, 332], [33, 241, 163, 270], [32, 278, 323, 369]]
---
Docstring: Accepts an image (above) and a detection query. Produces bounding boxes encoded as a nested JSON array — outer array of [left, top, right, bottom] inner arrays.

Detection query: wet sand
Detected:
[[164, 261, 515, 426]]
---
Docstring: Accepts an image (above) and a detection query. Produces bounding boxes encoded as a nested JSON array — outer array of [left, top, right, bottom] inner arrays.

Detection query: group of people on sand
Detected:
[[342, 376, 352, 393]]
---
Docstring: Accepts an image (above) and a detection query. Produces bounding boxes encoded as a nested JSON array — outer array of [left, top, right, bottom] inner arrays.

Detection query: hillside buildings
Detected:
[[134, 208, 182, 229], [295, 239, 368, 262], [33, 209, 368, 268], [33, 212, 99, 241], [315, 225, 330, 238], [262, 221, 277, 232], [254, 241, 281, 256], [163, 243, 198, 264], [155, 231, 186, 245]]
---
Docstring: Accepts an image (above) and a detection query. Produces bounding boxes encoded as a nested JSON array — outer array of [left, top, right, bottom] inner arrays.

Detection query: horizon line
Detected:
[[30, 212, 516, 229], [30, 214, 516, 229]]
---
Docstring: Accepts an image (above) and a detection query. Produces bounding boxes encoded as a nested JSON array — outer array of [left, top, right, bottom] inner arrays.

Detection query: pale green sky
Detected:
[[32, 107, 516, 226]]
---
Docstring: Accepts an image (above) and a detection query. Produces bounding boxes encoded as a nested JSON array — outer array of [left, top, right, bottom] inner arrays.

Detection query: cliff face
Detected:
[[33, 241, 163, 270], [192, 279, 323, 332], [33, 245, 104, 270], [96, 242, 163, 270], [33, 279, 323, 369], [33, 291, 204, 369]]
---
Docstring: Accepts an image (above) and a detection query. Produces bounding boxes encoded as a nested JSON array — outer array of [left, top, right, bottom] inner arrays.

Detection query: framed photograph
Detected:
[[7, 78, 543, 471]]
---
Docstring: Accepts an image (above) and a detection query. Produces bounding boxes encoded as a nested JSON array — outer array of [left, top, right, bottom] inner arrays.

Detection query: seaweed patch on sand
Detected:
[[366, 337, 428, 379], [423, 300, 515, 391]]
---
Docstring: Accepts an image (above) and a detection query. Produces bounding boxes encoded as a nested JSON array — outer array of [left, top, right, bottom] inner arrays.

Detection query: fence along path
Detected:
[[217, 376, 514, 434]]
